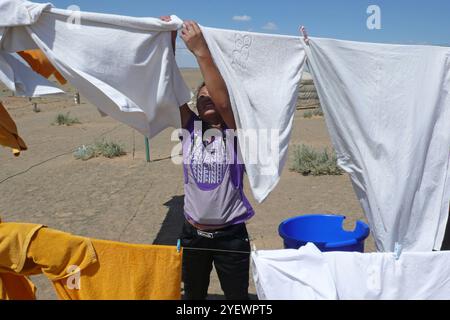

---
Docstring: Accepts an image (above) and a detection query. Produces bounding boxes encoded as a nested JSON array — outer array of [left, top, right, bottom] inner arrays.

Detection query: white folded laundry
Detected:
[[252, 244, 450, 300], [251, 244, 338, 300]]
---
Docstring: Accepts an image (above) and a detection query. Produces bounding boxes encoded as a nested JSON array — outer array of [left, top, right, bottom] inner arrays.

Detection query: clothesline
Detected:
[[182, 246, 251, 255]]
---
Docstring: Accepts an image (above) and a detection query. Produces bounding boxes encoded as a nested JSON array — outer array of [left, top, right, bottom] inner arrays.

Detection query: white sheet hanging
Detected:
[[303, 37, 450, 252], [252, 244, 450, 300], [0, 0, 51, 27], [0, 51, 63, 96], [0, 0, 191, 138], [201, 27, 306, 203]]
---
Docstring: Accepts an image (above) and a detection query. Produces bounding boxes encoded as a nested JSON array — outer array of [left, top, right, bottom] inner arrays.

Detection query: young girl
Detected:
[[162, 18, 255, 300]]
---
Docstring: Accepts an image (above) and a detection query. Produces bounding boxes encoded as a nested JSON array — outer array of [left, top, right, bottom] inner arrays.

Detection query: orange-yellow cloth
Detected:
[[25, 228, 97, 281], [17, 50, 67, 85], [0, 222, 96, 300], [51, 237, 183, 300], [1, 223, 182, 300], [0, 273, 36, 300], [0, 222, 44, 274], [0, 221, 43, 300], [0, 102, 28, 156]]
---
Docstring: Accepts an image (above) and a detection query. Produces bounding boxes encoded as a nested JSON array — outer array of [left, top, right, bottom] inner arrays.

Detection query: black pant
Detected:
[[180, 220, 251, 300]]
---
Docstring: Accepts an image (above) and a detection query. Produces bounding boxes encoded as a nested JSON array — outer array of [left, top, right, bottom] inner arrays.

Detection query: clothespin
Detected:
[[394, 242, 403, 260], [177, 239, 181, 253], [300, 26, 310, 45], [252, 244, 258, 256]]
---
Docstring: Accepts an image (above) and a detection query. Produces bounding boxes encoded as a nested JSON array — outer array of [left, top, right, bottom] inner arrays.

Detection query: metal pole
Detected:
[[132, 130, 136, 160], [74, 92, 80, 105], [145, 137, 150, 163]]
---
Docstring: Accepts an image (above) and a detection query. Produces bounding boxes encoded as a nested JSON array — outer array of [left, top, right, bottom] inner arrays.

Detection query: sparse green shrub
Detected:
[[74, 140, 126, 161], [291, 144, 344, 176], [93, 140, 126, 159], [303, 111, 313, 119], [73, 145, 96, 161], [313, 109, 324, 117], [303, 109, 324, 118], [54, 113, 80, 126]]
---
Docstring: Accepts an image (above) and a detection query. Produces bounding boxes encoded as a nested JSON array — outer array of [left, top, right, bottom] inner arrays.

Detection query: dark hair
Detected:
[[196, 82, 206, 99]]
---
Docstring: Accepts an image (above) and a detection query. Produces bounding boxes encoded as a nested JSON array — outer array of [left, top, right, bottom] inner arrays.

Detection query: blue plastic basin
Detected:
[[278, 214, 370, 252]]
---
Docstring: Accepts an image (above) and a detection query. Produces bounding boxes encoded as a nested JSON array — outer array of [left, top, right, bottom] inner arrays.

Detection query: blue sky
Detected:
[[35, 0, 450, 67]]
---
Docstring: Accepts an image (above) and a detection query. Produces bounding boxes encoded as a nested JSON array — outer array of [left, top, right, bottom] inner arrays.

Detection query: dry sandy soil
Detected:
[[0, 69, 376, 300]]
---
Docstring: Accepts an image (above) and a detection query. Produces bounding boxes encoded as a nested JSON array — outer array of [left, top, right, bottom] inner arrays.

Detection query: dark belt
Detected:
[[189, 222, 246, 240], [196, 230, 216, 239]]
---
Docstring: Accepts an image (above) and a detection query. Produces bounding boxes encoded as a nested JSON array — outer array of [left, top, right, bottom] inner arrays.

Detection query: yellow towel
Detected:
[[0, 222, 44, 274], [0, 221, 43, 300], [0, 223, 182, 300], [0, 222, 96, 300], [25, 228, 98, 281], [51, 237, 183, 300], [0, 273, 36, 300], [17, 50, 67, 85], [0, 102, 28, 156]]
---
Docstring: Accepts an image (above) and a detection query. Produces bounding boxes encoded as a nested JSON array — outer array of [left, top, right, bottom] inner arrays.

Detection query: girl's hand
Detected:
[[160, 16, 177, 54], [180, 21, 210, 59]]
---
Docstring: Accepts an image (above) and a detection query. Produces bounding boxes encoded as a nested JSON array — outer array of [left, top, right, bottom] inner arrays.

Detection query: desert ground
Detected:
[[0, 69, 376, 300]]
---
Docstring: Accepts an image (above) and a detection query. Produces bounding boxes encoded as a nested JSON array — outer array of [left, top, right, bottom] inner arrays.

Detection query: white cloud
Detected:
[[233, 15, 252, 22], [262, 22, 278, 31]]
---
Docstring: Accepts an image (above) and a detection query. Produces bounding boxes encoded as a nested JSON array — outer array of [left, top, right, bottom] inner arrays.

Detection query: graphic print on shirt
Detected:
[[190, 130, 228, 190]]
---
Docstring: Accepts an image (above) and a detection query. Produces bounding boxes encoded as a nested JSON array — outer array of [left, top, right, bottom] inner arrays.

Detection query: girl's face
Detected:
[[196, 86, 222, 125]]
